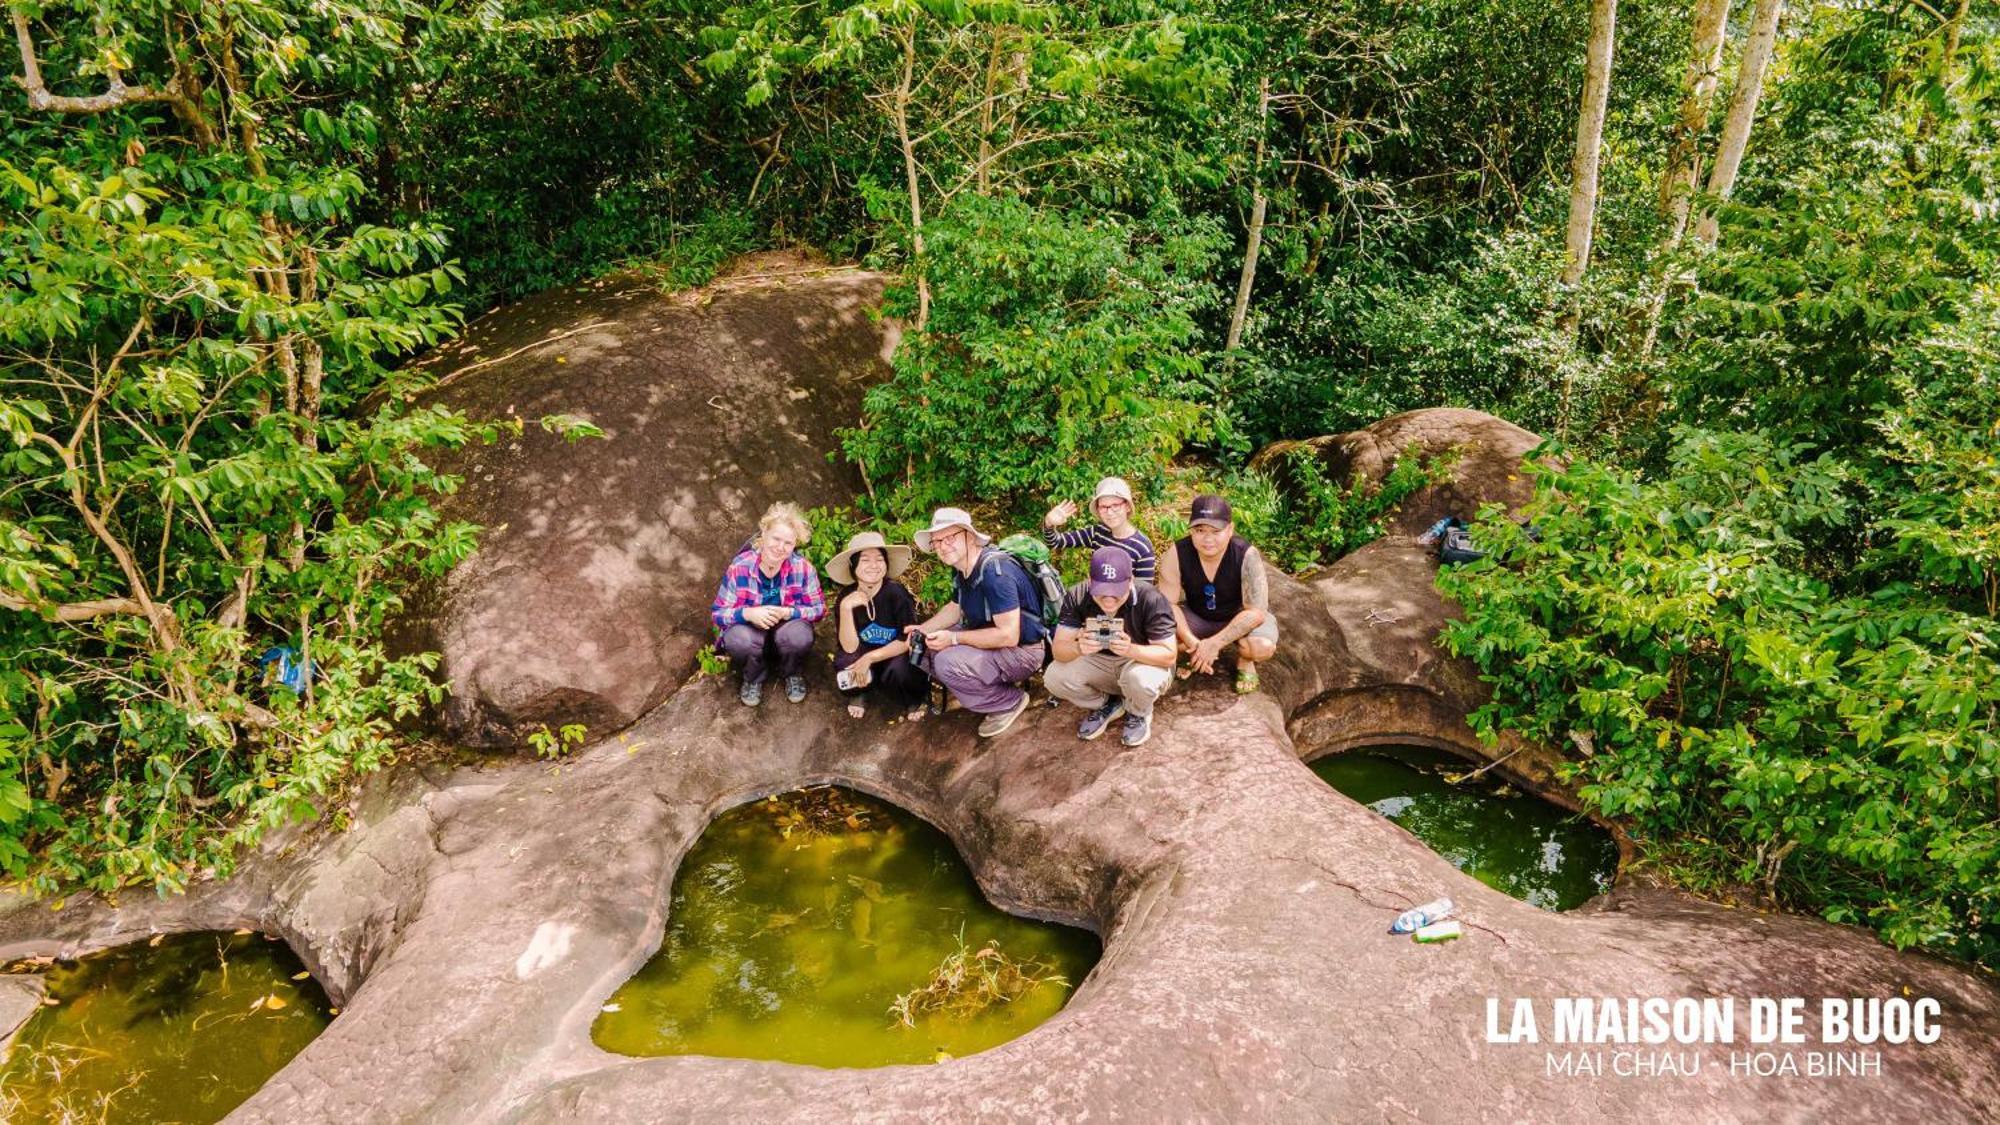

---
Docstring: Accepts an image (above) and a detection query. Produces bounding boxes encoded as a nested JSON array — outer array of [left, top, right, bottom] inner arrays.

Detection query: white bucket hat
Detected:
[[913, 507, 992, 553], [1091, 476, 1136, 520], [826, 531, 915, 586]]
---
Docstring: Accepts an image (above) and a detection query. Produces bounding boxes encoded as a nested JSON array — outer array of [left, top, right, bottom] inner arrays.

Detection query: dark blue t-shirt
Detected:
[[952, 548, 1048, 646]]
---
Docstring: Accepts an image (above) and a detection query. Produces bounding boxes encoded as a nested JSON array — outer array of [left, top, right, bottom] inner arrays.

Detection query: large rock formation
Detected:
[[1, 317, 1994, 1121], [1253, 406, 1545, 536], [396, 261, 894, 747]]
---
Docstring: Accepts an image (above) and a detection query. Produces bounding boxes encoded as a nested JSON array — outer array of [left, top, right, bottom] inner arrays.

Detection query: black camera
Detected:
[[907, 630, 928, 662]]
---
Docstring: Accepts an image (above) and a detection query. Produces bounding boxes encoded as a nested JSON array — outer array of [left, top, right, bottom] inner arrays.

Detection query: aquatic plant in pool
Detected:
[[0, 931, 333, 1124], [1312, 745, 1618, 910], [592, 786, 1099, 1067]]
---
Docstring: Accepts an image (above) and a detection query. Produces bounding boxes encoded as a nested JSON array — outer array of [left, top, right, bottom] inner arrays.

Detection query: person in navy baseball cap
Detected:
[[1087, 544, 1134, 599], [1044, 546, 1179, 747]]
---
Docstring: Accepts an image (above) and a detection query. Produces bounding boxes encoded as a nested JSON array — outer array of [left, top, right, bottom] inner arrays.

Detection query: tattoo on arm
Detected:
[[1214, 550, 1269, 646], [1242, 549, 1268, 611]]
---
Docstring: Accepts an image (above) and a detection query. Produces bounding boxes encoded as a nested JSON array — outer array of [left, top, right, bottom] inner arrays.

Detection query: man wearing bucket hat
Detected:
[[1042, 475, 1157, 581], [826, 531, 929, 721], [906, 507, 1049, 738], [1044, 546, 1179, 747], [1157, 493, 1280, 694]]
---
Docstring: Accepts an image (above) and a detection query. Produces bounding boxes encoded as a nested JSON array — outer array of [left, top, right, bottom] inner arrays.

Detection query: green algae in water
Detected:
[[593, 786, 1099, 1068], [1312, 746, 1618, 911], [0, 931, 333, 1124]]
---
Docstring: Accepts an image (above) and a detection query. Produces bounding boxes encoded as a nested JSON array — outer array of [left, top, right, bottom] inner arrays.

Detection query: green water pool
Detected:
[[0, 931, 333, 1124], [592, 786, 1099, 1068], [1311, 745, 1619, 910]]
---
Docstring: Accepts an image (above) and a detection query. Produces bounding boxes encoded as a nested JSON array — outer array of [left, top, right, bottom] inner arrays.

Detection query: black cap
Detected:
[[1190, 494, 1232, 529]]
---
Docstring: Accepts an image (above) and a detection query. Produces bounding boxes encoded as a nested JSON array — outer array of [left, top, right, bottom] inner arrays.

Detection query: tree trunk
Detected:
[[893, 27, 929, 332], [1659, 0, 1731, 238], [1920, 0, 1972, 139], [1639, 0, 1732, 358], [1225, 79, 1271, 355], [1693, 0, 1783, 246], [1561, 0, 1619, 295]]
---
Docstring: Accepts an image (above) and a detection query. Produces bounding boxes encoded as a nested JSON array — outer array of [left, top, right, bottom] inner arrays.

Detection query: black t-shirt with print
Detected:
[[1056, 579, 1177, 645], [844, 580, 918, 650]]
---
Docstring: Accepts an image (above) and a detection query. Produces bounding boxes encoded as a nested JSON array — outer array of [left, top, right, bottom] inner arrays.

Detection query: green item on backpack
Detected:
[[995, 533, 1065, 631]]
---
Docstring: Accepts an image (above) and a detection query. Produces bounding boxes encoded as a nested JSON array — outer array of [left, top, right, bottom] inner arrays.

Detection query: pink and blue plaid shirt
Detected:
[[710, 547, 827, 631]]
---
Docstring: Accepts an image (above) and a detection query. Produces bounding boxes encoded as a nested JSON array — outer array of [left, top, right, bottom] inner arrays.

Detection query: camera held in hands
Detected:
[[835, 664, 872, 692], [1085, 615, 1126, 646]]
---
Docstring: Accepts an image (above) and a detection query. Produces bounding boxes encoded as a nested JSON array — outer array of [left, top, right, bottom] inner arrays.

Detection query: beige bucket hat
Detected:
[[913, 507, 992, 553], [1091, 476, 1136, 520], [825, 531, 915, 586]]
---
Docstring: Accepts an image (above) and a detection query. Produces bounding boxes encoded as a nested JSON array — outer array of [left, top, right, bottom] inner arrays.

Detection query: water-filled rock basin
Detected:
[[593, 786, 1099, 1067], [0, 931, 333, 1123], [1312, 745, 1618, 910]]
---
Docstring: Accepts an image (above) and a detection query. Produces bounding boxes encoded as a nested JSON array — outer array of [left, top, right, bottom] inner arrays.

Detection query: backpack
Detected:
[[1419, 516, 1486, 565], [992, 534, 1065, 631], [1437, 525, 1486, 565]]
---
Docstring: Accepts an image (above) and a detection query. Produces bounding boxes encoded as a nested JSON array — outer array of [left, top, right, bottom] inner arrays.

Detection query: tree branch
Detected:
[[0, 589, 146, 622], [11, 9, 216, 145]]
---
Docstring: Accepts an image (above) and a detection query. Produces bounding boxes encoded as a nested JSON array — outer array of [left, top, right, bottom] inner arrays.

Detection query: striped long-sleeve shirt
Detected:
[[710, 548, 827, 630], [1043, 524, 1157, 581]]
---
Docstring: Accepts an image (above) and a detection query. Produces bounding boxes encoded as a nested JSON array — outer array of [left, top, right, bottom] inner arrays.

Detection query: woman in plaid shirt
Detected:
[[710, 502, 826, 706]]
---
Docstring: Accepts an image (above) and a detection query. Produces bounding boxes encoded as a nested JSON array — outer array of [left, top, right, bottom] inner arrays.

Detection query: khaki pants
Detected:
[[1043, 652, 1173, 718]]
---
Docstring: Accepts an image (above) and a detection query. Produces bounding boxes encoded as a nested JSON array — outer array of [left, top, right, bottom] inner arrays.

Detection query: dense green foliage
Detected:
[[4, 0, 1994, 969], [0, 0, 603, 890], [1234, 447, 1445, 573], [1441, 430, 1997, 962], [843, 198, 1223, 514]]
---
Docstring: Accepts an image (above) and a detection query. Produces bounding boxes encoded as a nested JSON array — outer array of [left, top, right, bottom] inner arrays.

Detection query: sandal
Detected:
[[847, 700, 867, 720], [1234, 665, 1261, 695]]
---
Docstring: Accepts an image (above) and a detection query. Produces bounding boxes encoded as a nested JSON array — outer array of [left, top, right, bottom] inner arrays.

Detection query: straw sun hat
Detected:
[[825, 531, 915, 586]]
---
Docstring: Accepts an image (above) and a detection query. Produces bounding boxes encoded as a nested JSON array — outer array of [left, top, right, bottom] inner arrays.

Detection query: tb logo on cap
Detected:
[[1100, 564, 1117, 580]]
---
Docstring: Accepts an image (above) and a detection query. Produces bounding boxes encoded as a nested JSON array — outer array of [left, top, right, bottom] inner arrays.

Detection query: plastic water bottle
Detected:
[[1389, 897, 1454, 934]]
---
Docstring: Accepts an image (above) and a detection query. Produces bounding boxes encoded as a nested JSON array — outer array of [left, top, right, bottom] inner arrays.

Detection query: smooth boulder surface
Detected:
[[0, 306, 1994, 1120], [1263, 409, 1577, 791], [1253, 406, 1545, 536], [0, 674, 1992, 1122], [397, 262, 893, 748]]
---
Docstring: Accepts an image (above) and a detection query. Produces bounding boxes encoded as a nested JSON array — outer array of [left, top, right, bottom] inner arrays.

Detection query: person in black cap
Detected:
[[1156, 494, 1279, 694], [1044, 546, 1179, 747]]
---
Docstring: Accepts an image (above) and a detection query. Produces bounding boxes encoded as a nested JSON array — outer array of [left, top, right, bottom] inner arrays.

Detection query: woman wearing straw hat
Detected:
[[1042, 475, 1157, 581], [826, 531, 930, 721]]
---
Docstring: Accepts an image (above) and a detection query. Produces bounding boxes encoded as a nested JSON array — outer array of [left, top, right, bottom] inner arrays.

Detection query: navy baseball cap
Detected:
[[1190, 494, 1233, 529], [1087, 546, 1134, 599]]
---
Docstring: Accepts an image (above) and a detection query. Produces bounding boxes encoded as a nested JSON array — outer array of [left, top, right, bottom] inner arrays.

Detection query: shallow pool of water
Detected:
[[1312, 745, 1618, 910], [593, 786, 1099, 1068], [0, 931, 333, 1124]]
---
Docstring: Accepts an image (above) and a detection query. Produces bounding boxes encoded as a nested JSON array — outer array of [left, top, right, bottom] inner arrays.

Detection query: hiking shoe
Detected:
[[976, 692, 1032, 738], [785, 675, 808, 703], [739, 679, 763, 707], [1120, 711, 1153, 748], [1076, 696, 1126, 741]]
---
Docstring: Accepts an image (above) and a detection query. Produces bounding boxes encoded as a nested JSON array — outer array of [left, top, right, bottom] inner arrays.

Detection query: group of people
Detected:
[[707, 479, 1281, 748]]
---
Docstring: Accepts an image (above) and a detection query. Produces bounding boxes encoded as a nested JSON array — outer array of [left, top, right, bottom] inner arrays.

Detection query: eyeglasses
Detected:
[[1202, 583, 1217, 612]]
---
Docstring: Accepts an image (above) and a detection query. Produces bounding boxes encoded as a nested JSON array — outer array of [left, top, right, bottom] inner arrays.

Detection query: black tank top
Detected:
[[1176, 535, 1248, 623]]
